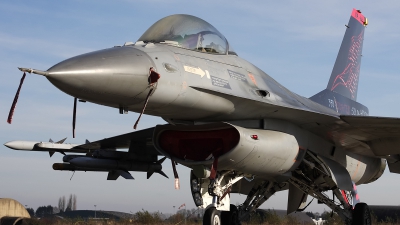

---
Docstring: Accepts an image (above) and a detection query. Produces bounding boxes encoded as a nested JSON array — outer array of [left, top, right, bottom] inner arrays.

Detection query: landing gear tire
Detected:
[[221, 204, 240, 225], [352, 203, 371, 225], [203, 207, 221, 225]]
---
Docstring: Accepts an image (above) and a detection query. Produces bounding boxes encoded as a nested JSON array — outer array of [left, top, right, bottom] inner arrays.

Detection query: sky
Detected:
[[1, 0, 400, 215]]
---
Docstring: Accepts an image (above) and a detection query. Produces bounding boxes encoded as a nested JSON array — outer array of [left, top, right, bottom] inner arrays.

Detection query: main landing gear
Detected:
[[288, 151, 372, 225], [197, 151, 373, 225], [353, 203, 372, 225]]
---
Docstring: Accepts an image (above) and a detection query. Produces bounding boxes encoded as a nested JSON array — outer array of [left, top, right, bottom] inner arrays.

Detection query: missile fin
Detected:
[[107, 170, 134, 180], [157, 156, 167, 164], [107, 170, 120, 180], [56, 137, 67, 144], [147, 171, 154, 179], [85, 139, 90, 144], [119, 170, 134, 180], [49, 138, 53, 143], [49, 151, 55, 157], [157, 170, 169, 179]]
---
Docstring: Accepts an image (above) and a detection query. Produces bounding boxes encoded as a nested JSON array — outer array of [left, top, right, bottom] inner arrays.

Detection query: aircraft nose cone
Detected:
[[46, 47, 154, 105]]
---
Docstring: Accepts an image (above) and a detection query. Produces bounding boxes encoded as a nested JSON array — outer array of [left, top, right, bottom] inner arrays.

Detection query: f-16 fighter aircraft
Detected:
[[5, 9, 399, 225]]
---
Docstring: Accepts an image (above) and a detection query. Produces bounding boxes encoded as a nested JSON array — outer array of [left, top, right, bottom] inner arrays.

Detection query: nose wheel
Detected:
[[203, 205, 241, 225], [203, 207, 221, 225]]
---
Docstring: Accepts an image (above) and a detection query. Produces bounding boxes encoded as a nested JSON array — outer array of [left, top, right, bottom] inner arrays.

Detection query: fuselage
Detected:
[[44, 42, 385, 186], [46, 43, 339, 122]]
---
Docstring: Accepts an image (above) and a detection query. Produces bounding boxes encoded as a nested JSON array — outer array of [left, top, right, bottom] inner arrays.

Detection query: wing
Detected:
[[192, 87, 400, 159], [296, 114, 400, 173], [73, 90, 400, 174], [338, 115, 400, 156]]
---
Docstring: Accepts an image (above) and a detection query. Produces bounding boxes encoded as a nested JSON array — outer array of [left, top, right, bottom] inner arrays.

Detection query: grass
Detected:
[[14, 209, 400, 225]]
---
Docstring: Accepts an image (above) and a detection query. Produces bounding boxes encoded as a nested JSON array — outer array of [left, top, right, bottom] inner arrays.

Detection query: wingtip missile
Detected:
[[4, 140, 77, 152]]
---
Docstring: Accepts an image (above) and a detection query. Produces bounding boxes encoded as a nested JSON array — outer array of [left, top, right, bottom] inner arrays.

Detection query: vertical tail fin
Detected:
[[310, 9, 369, 116], [327, 9, 367, 101]]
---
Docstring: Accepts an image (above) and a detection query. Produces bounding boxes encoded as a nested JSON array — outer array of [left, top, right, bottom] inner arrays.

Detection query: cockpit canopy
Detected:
[[138, 14, 236, 55]]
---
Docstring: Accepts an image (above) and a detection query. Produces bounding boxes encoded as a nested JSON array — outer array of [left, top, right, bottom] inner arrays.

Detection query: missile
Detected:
[[69, 157, 162, 172], [63, 154, 87, 162], [4, 140, 77, 151], [53, 163, 108, 171], [68, 157, 169, 179]]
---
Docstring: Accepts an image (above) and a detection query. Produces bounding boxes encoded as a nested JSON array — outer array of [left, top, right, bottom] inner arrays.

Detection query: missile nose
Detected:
[[4, 141, 37, 150], [4, 141, 15, 149], [46, 46, 153, 104]]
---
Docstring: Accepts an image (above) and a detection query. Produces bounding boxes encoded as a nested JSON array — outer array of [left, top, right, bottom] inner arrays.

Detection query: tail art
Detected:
[[310, 9, 369, 116], [327, 9, 367, 101]]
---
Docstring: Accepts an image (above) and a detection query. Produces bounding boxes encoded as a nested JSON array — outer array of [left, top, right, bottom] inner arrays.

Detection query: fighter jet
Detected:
[[4, 9, 398, 225]]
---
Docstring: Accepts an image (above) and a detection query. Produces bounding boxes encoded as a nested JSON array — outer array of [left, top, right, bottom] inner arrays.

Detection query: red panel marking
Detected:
[[351, 9, 366, 25], [248, 73, 257, 85]]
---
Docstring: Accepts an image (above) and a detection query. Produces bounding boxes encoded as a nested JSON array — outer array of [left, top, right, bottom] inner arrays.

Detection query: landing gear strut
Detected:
[[288, 151, 374, 225]]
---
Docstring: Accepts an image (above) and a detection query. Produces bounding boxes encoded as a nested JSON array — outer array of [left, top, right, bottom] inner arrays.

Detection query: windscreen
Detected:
[[138, 14, 230, 55]]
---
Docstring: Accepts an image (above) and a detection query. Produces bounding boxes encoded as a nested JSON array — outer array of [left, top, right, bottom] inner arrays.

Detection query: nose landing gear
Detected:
[[203, 205, 240, 225], [203, 207, 221, 225]]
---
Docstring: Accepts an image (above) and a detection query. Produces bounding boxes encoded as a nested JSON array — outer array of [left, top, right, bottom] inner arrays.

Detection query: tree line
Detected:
[[25, 194, 77, 218]]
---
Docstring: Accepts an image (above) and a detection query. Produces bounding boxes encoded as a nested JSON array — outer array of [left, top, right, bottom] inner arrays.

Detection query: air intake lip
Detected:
[[153, 122, 239, 165]]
